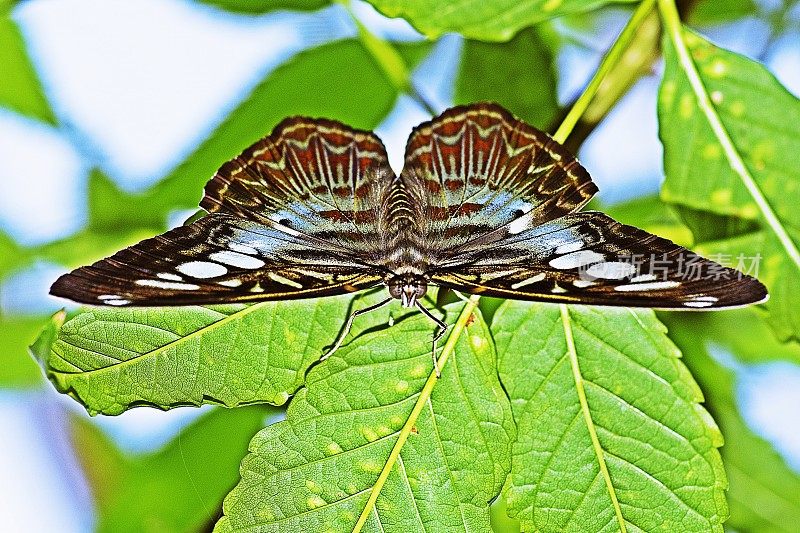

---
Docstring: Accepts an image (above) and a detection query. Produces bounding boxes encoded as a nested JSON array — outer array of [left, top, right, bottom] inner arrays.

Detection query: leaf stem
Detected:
[[560, 305, 627, 533], [657, 0, 800, 272], [552, 0, 657, 144], [340, 0, 438, 116], [352, 295, 480, 533]]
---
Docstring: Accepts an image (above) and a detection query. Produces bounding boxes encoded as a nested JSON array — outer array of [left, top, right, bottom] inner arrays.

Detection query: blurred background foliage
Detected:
[[1, 0, 799, 531]]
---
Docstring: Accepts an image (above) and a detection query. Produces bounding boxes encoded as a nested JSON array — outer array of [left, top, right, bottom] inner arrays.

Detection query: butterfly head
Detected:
[[387, 274, 427, 308]]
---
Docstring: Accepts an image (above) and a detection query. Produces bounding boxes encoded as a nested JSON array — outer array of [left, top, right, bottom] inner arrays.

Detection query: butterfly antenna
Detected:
[[415, 301, 448, 378], [320, 297, 393, 363]]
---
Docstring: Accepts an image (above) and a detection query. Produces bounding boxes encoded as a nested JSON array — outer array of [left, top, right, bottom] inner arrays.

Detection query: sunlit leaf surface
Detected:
[[663, 310, 800, 533], [492, 303, 726, 532], [364, 0, 638, 41], [215, 304, 515, 532], [659, 28, 800, 340]]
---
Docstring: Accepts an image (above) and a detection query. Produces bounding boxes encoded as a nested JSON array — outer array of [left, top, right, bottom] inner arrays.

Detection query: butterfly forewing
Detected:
[[50, 214, 382, 306], [400, 103, 598, 258], [430, 212, 767, 308]]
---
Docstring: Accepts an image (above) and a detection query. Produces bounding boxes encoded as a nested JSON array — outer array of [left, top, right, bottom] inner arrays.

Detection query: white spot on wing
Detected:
[[614, 280, 680, 292], [549, 250, 604, 270], [228, 242, 259, 255], [157, 272, 183, 281], [551, 284, 567, 294], [105, 299, 130, 306], [629, 273, 658, 283], [684, 300, 714, 308], [586, 261, 636, 280], [135, 279, 200, 290], [507, 216, 530, 235], [97, 294, 119, 300], [555, 241, 583, 254], [572, 279, 596, 288], [511, 273, 546, 289], [219, 279, 242, 287], [209, 250, 265, 269], [177, 261, 228, 278], [268, 272, 303, 289]]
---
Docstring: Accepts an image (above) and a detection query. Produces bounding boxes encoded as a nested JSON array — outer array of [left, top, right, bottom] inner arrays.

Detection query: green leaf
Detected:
[[455, 27, 559, 129], [109, 39, 429, 224], [363, 0, 638, 41], [492, 303, 726, 532], [658, 28, 800, 341], [70, 405, 275, 533], [41, 296, 365, 415], [194, 0, 328, 14], [661, 311, 800, 533], [688, 0, 757, 26], [215, 303, 515, 531], [0, 314, 52, 387], [0, 15, 56, 123]]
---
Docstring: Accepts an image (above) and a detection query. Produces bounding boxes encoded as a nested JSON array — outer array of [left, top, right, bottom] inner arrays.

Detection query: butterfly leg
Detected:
[[415, 301, 448, 378], [320, 297, 393, 363]]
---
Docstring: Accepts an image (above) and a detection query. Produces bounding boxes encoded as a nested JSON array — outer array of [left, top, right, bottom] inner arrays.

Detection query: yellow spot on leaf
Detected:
[[395, 379, 409, 394], [390, 415, 404, 428], [306, 480, 321, 493], [470, 334, 486, 350], [307, 495, 326, 510], [751, 140, 775, 171], [729, 100, 745, 117], [703, 144, 722, 160], [360, 459, 382, 474], [410, 364, 427, 378], [679, 93, 695, 119], [361, 426, 378, 442], [706, 59, 728, 78], [711, 189, 731, 205], [710, 90, 723, 104], [740, 203, 758, 219], [542, 0, 562, 11], [660, 81, 676, 108], [273, 391, 290, 405], [326, 441, 343, 455]]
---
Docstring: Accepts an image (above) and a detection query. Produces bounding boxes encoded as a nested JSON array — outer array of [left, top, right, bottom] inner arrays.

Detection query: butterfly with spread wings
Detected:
[[51, 103, 768, 374]]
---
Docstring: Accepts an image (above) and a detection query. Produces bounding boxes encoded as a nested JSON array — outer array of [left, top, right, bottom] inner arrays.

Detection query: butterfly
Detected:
[[50, 102, 767, 374]]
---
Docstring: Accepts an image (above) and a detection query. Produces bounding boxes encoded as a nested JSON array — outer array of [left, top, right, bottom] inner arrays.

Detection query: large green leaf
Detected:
[[0, 15, 55, 123], [215, 303, 515, 532], [363, 0, 638, 41], [1, 315, 48, 387], [455, 27, 559, 129], [662, 311, 800, 533], [70, 405, 274, 533], [194, 0, 328, 14], [37, 288, 436, 416], [658, 28, 800, 340], [492, 303, 726, 532], [40, 297, 354, 415], [94, 40, 429, 227]]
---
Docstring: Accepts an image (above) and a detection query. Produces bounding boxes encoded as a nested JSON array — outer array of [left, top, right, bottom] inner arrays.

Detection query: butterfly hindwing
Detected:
[[430, 212, 767, 309], [50, 214, 382, 306], [201, 116, 396, 257]]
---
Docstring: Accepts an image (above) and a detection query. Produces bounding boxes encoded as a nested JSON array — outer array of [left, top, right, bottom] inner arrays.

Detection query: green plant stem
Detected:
[[552, 0, 657, 144], [657, 0, 800, 272], [340, 0, 437, 115], [351, 4, 660, 530], [351, 294, 481, 533]]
